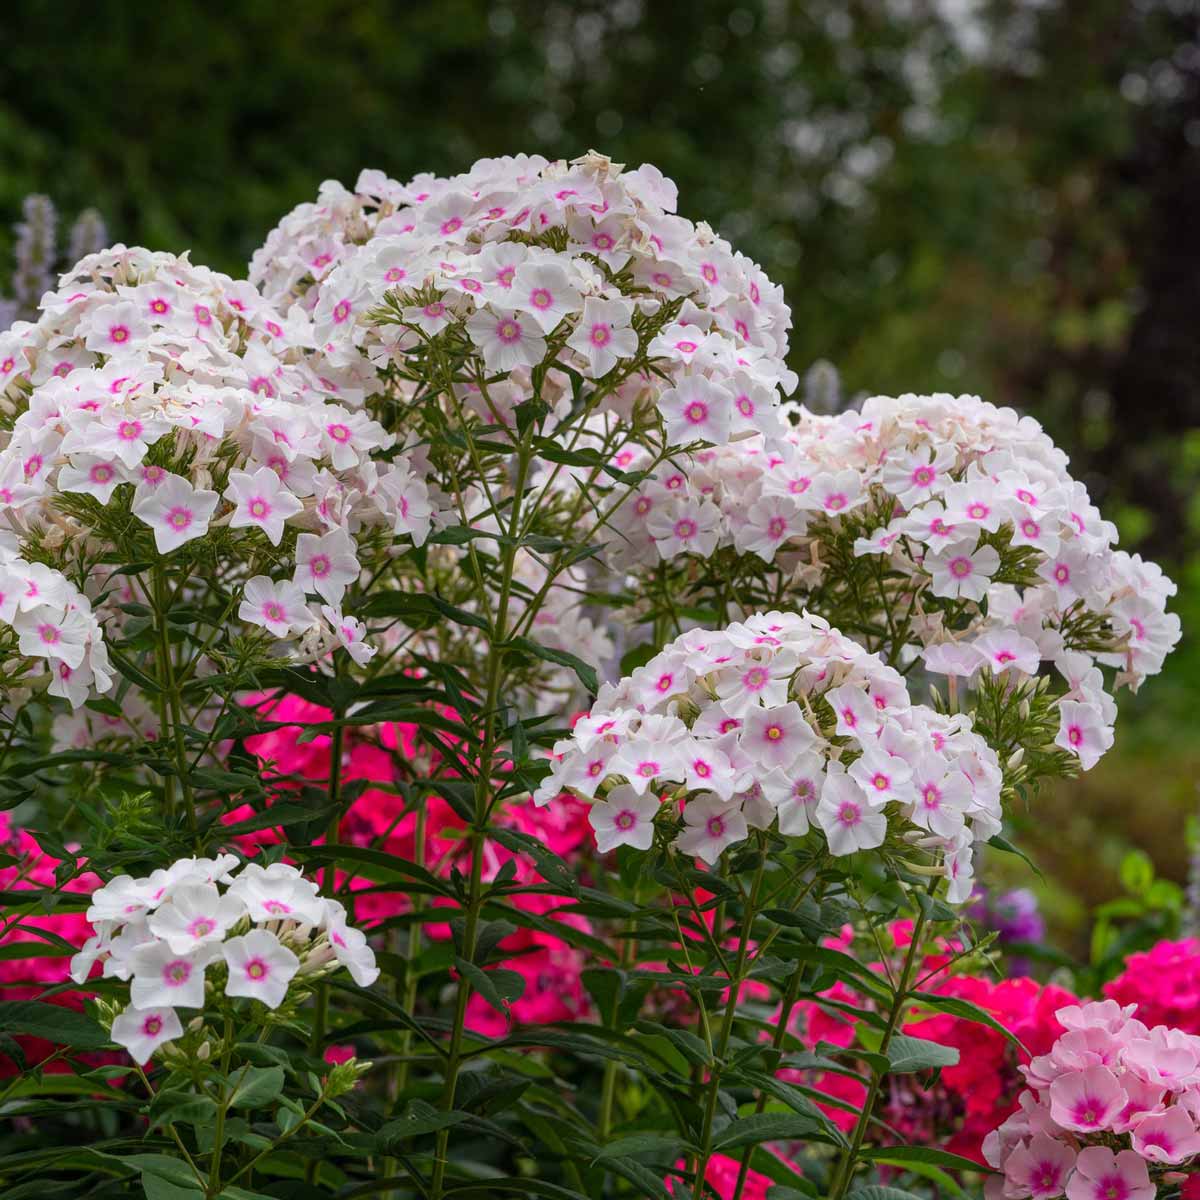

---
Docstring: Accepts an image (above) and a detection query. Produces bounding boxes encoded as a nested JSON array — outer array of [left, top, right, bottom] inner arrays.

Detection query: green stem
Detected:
[[828, 887, 934, 1200], [304, 700, 346, 1185], [730, 961, 807, 1200], [693, 846, 767, 1198], [207, 1014, 235, 1197], [153, 563, 199, 846], [428, 436, 534, 1200], [597, 882, 639, 1141]]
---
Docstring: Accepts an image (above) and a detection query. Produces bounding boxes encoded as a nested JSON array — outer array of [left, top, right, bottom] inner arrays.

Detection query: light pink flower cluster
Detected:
[[250, 151, 796, 445], [69, 854, 378, 1065], [535, 610, 1002, 900], [601, 392, 1178, 774], [0, 542, 110, 707], [0, 245, 442, 685], [984, 1000, 1200, 1199]]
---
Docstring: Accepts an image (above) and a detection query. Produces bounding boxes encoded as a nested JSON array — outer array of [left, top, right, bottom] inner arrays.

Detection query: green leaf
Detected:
[[847, 1188, 927, 1200], [908, 990, 1029, 1056], [712, 1113, 820, 1151], [361, 591, 490, 632], [378, 1100, 471, 1144], [863, 1145, 992, 1173], [488, 826, 581, 896], [142, 1176, 204, 1200], [229, 1066, 283, 1109], [885, 1033, 959, 1073], [0, 1001, 110, 1050], [455, 958, 525, 1014], [986, 834, 1043, 880], [594, 1132, 690, 1160], [504, 636, 598, 694], [148, 1088, 218, 1129]]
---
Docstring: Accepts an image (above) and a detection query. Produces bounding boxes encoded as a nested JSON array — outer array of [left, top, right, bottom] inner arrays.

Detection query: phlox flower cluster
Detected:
[[984, 1000, 1200, 1199], [1104, 939, 1200, 1036], [0, 245, 442, 694], [250, 151, 796, 447], [69, 854, 378, 1065], [896, 973, 1079, 1163], [0, 813, 98, 992], [601, 392, 1179, 776], [0, 541, 110, 708], [535, 610, 1003, 901], [234, 693, 595, 1032]]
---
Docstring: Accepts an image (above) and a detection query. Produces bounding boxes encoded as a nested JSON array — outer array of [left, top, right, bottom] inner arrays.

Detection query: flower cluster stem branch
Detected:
[[693, 842, 767, 1197], [428, 432, 535, 1200], [828, 883, 936, 1200]]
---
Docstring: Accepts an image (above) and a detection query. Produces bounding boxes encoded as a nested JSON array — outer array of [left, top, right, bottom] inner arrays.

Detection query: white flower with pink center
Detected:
[[131, 471, 219, 553], [226, 465, 304, 545], [815, 768, 887, 856], [675, 793, 749, 865], [323, 901, 381, 986], [848, 748, 915, 806], [293, 527, 360, 606], [588, 785, 660, 854], [465, 306, 547, 373], [510, 261, 583, 333], [222, 928, 301, 1009], [227, 862, 325, 926], [925, 538, 1000, 602], [767, 752, 826, 837], [880, 444, 956, 508], [129, 941, 215, 1009], [736, 494, 806, 562], [646, 496, 722, 559], [740, 701, 816, 770], [659, 375, 734, 447], [319, 604, 376, 666], [56, 453, 130, 503], [1055, 700, 1114, 771], [147, 882, 247, 954], [13, 603, 92, 669], [238, 576, 310, 640], [565, 295, 637, 377], [972, 630, 1042, 677], [809, 468, 865, 517], [609, 732, 686, 796], [713, 655, 794, 716], [110, 1004, 183, 1066], [79, 299, 151, 355], [907, 757, 974, 838]]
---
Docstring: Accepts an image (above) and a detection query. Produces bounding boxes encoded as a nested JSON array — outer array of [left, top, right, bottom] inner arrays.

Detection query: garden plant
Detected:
[[0, 152, 1191, 1200]]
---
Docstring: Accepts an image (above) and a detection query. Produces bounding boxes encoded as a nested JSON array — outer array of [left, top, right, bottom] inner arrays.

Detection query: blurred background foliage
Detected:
[[2, 0, 1198, 951]]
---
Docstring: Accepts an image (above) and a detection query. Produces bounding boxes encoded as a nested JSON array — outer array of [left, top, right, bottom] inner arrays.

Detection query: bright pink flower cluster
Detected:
[[984, 1000, 1200, 1198], [235, 693, 595, 1032], [900, 974, 1079, 1163], [0, 813, 100, 1076], [0, 813, 98, 989], [1104, 939, 1200, 1035]]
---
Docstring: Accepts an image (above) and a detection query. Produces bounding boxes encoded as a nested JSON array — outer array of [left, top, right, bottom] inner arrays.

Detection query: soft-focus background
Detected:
[[3, 0, 1197, 950]]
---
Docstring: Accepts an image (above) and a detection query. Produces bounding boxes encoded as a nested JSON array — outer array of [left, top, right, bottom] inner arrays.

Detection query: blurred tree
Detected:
[[3, 0, 1199, 921]]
